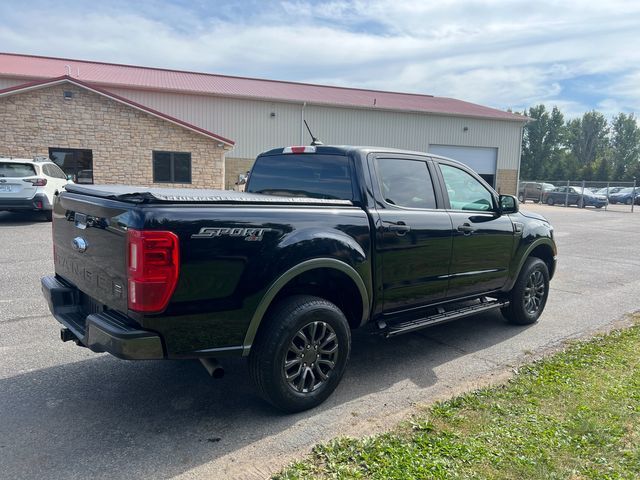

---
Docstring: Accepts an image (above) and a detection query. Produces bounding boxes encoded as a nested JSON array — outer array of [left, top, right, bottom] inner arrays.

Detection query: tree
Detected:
[[594, 157, 611, 181], [520, 105, 565, 180], [610, 113, 640, 180], [565, 111, 610, 174]]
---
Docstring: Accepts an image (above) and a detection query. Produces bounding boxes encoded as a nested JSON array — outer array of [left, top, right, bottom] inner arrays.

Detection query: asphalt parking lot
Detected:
[[1, 205, 639, 480]]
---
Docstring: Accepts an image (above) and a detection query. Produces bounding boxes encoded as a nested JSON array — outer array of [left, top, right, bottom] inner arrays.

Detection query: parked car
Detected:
[[608, 187, 640, 205], [0, 158, 71, 221], [41, 145, 557, 412], [544, 186, 608, 208], [595, 186, 626, 197], [518, 182, 555, 203]]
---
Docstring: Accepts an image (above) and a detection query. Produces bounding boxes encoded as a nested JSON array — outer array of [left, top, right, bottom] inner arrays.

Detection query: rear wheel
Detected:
[[248, 295, 351, 412], [625, 198, 632, 205], [43, 210, 53, 221], [547, 197, 555, 206], [518, 193, 525, 203], [502, 257, 549, 325]]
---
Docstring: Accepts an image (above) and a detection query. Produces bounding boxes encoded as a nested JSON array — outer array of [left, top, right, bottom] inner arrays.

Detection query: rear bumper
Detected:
[[41, 275, 164, 360], [0, 193, 52, 211]]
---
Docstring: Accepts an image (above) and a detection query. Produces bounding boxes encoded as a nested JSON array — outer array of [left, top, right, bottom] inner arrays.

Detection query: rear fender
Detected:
[[242, 258, 369, 356]]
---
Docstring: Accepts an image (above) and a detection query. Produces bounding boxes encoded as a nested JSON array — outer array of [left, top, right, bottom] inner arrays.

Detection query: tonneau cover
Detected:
[[64, 184, 353, 206]]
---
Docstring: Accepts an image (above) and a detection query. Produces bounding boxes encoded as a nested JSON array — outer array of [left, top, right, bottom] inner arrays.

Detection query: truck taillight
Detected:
[[24, 177, 47, 186], [127, 229, 180, 313]]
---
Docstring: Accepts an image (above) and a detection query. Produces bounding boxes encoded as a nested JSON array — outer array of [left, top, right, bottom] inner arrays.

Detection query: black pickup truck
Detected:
[[42, 145, 557, 412]]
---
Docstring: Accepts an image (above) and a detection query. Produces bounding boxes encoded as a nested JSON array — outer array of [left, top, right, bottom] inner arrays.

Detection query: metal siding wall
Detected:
[[97, 87, 523, 170], [305, 105, 523, 171], [106, 87, 302, 159]]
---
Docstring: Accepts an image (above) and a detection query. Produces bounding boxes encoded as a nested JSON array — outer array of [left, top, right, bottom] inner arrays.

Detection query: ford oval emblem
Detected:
[[72, 237, 88, 253]]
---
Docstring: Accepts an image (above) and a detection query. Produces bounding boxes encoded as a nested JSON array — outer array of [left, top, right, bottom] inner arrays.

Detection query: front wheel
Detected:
[[248, 295, 351, 413], [502, 257, 550, 325], [547, 197, 555, 206]]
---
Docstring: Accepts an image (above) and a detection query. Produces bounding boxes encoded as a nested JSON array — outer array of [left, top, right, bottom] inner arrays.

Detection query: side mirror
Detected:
[[499, 194, 519, 214]]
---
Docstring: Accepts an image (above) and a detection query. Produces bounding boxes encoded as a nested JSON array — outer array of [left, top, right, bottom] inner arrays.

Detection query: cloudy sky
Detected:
[[1, 0, 638, 118]]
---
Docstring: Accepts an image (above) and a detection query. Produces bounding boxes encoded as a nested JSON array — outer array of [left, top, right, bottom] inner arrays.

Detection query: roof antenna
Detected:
[[304, 120, 323, 146]]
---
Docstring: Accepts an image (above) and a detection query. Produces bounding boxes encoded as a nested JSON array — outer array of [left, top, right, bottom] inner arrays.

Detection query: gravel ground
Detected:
[[0, 204, 639, 480]]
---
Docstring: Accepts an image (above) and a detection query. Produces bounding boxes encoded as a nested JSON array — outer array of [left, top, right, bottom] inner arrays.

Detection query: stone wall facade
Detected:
[[225, 157, 255, 190], [0, 83, 227, 189], [496, 168, 518, 195]]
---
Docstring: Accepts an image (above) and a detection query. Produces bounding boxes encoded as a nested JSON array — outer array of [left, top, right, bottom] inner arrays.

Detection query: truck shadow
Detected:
[[0, 312, 531, 479], [0, 211, 48, 226]]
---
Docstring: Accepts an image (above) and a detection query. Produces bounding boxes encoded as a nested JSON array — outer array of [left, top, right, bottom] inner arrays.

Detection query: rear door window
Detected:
[[0, 162, 36, 178], [375, 158, 437, 209], [247, 154, 354, 200], [47, 163, 67, 179]]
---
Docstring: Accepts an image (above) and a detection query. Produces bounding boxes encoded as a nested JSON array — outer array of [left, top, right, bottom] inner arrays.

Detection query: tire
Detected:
[[518, 193, 525, 203], [248, 295, 351, 413], [596, 205, 603, 209], [43, 210, 53, 221], [625, 198, 632, 205], [547, 197, 555, 206], [501, 257, 550, 325]]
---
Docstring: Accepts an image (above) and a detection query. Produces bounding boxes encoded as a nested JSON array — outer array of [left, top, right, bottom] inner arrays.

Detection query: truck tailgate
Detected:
[[53, 192, 129, 314]]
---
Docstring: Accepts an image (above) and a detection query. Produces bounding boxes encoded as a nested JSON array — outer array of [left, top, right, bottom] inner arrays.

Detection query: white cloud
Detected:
[[0, 0, 639, 114]]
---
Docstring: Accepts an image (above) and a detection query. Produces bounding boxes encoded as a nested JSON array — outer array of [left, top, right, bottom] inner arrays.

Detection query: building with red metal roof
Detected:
[[0, 52, 525, 192]]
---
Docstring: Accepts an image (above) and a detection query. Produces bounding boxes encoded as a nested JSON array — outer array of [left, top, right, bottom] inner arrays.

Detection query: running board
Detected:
[[383, 298, 509, 338]]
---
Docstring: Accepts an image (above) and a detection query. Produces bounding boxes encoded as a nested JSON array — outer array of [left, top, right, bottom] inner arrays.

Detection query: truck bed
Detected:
[[64, 184, 353, 206]]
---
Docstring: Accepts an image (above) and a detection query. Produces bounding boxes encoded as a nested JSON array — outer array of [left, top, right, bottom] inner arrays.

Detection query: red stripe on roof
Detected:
[[0, 75, 235, 145], [0, 52, 526, 122]]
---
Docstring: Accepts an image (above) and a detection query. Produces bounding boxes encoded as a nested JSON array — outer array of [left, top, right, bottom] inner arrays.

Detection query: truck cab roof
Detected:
[[259, 145, 455, 162]]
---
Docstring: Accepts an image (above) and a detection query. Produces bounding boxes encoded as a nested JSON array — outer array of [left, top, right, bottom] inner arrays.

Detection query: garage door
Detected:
[[428, 145, 497, 186]]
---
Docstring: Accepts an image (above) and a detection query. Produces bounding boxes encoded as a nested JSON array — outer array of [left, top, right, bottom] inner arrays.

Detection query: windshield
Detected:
[[247, 154, 354, 200], [0, 162, 37, 178]]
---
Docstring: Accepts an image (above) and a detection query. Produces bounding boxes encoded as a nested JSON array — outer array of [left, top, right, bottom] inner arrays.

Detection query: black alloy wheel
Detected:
[[249, 295, 351, 412], [523, 270, 545, 315], [284, 321, 339, 394], [502, 257, 550, 325]]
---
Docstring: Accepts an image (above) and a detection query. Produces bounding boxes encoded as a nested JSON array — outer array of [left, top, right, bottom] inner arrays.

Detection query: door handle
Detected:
[[457, 223, 476, 235], [386, 222, 411, 235]]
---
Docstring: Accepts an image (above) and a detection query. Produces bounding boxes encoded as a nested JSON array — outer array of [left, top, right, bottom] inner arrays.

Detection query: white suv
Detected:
[[0, 158, 72, 221]]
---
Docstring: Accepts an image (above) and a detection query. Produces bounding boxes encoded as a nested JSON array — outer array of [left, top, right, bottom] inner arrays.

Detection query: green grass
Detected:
[[276, 320, 640, 480]]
